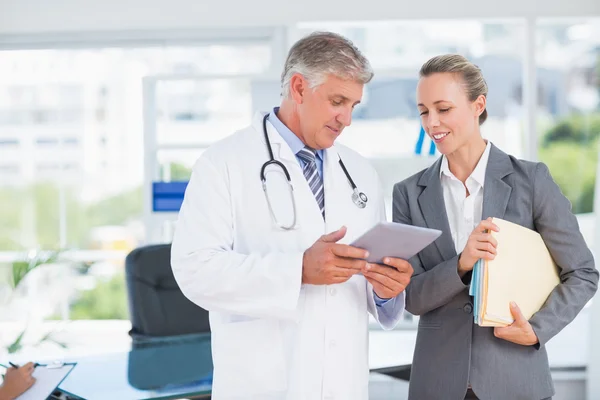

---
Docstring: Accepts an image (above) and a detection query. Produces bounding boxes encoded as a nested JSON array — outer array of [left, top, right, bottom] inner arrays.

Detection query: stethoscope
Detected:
[[260, 113, 368, 230]]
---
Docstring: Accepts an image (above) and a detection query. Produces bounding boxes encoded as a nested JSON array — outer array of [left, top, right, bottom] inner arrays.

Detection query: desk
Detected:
[[55, 331, 411, 400], [58, 334, 212, 400], [52, 308, 589, 399]]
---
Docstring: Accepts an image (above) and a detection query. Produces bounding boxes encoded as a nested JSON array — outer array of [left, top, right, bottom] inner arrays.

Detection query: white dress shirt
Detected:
[[439, 140, 491, 391], [439, 141, 492, 255]]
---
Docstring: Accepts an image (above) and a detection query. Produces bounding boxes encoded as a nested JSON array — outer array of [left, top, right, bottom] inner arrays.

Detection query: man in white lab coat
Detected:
[[171, 31, 413, 400]]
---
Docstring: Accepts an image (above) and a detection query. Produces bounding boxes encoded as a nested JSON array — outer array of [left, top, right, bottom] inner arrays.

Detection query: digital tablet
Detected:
[[350, 221, 442, 264]]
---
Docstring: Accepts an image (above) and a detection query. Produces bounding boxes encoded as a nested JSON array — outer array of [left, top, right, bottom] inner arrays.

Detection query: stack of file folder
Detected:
[[470, 217, 560, 327]]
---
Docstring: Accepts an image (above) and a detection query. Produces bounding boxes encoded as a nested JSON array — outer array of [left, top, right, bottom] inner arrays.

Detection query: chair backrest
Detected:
[[125, 243, 210, 338]]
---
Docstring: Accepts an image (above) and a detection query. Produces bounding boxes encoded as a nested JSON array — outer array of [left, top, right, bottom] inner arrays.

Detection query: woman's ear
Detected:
[[474, 94, 486, 117]]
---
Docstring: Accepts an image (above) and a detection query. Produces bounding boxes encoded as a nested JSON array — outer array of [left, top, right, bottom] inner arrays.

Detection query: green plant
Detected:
[[539, 140, 598, 214], [9, 251, 60, 290], [2, 250, 68, 354], [69, 273, 128, 320], [5, 328, 67, 355], [539, 112, 600, 214], [541, 113, 600, 147]]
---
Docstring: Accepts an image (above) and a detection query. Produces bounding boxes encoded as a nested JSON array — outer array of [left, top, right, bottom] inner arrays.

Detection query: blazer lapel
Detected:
[[417, 158, 457, 261], [482, 144, 514, 220]]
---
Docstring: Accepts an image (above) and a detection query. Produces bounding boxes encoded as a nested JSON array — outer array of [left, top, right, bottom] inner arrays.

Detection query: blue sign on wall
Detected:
[[152, 181, 189, 212], [415, 125, 436, 156]]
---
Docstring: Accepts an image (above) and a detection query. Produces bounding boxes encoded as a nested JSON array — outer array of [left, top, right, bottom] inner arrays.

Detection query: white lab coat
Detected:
[[171, 112, 405, 400]]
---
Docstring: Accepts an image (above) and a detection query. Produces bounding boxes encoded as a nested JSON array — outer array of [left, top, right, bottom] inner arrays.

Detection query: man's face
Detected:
[[295, 74, 364, 150]]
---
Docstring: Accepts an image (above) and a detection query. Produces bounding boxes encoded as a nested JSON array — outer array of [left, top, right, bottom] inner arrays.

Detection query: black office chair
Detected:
[[125, 243, 211, 339]]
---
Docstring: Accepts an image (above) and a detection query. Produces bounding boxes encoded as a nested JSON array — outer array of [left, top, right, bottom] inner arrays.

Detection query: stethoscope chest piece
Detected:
[[352, 189, 368, 209]]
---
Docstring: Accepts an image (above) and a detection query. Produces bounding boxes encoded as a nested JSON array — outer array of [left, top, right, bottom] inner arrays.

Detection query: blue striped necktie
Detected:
[[297, 147, 325, 218]]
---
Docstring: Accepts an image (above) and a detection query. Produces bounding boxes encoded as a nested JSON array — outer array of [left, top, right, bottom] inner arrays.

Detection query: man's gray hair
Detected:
[[281, 31, 374, 98]]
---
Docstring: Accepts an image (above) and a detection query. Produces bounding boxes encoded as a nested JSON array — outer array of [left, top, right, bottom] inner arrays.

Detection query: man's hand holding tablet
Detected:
[[351, 222, 442, 299]]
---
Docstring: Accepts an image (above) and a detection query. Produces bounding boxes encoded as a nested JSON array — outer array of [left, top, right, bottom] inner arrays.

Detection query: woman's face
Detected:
[[416, 72, 486, 155]]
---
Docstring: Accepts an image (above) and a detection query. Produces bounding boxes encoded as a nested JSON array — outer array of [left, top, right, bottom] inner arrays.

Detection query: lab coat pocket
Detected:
[[212, 319, 287, 396]]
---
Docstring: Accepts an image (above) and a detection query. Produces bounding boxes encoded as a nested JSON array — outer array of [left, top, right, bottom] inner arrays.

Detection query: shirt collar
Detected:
[[267, 107, 324, 161], [440, 140, 492, 187]]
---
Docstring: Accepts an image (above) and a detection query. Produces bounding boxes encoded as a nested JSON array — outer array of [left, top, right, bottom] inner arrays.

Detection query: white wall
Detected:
[[0, 0, 599, 36]]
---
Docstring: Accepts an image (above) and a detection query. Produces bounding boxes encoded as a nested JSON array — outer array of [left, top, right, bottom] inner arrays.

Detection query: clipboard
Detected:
[[1, 362, 77, 400]]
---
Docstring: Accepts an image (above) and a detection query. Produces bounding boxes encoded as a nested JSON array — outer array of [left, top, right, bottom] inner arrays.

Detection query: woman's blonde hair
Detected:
[[419, 54, 488, 125]]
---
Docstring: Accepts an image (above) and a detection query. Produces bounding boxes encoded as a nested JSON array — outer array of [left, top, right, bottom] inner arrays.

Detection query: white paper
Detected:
[[16, 364, 75, 400]]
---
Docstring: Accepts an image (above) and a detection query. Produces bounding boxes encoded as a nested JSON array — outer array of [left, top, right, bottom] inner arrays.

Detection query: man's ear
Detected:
[[289, 73, 306, 104]]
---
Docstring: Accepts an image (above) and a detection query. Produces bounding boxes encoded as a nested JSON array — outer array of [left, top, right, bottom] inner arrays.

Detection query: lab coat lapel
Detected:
[[323, 145, 349, 234], [253, 111, 299, 165], [252, 112, 324, 233]]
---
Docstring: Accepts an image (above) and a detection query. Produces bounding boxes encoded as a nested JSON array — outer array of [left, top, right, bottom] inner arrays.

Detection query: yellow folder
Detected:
[[478, 217, 560, 327]]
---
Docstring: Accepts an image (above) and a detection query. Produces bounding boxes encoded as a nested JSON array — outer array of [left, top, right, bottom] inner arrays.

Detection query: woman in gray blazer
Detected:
[[393, 54, 599, 400]]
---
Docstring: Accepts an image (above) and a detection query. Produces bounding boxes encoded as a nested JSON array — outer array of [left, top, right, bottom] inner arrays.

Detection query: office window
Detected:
[[36, 137, 60, 146], [0, 164, 19, 173], [63, 163, 79, 170], [0, 138, 19, 146], [155, 78, 255, 144], [536, 19, 600, 216], [0, 85, 85, 125], [157, 149, 206, 181], [0, 41, 273, 324], [36, 162, 61, 171]]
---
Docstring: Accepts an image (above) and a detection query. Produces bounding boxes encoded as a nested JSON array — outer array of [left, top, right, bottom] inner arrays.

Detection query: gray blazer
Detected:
[[392, 143, 598, 400]]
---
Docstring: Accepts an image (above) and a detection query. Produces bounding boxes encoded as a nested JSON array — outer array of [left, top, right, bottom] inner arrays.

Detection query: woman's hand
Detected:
[[494, 302, 539, 346], [458, 218, 500, 278], [0, 362, 35, 400]]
